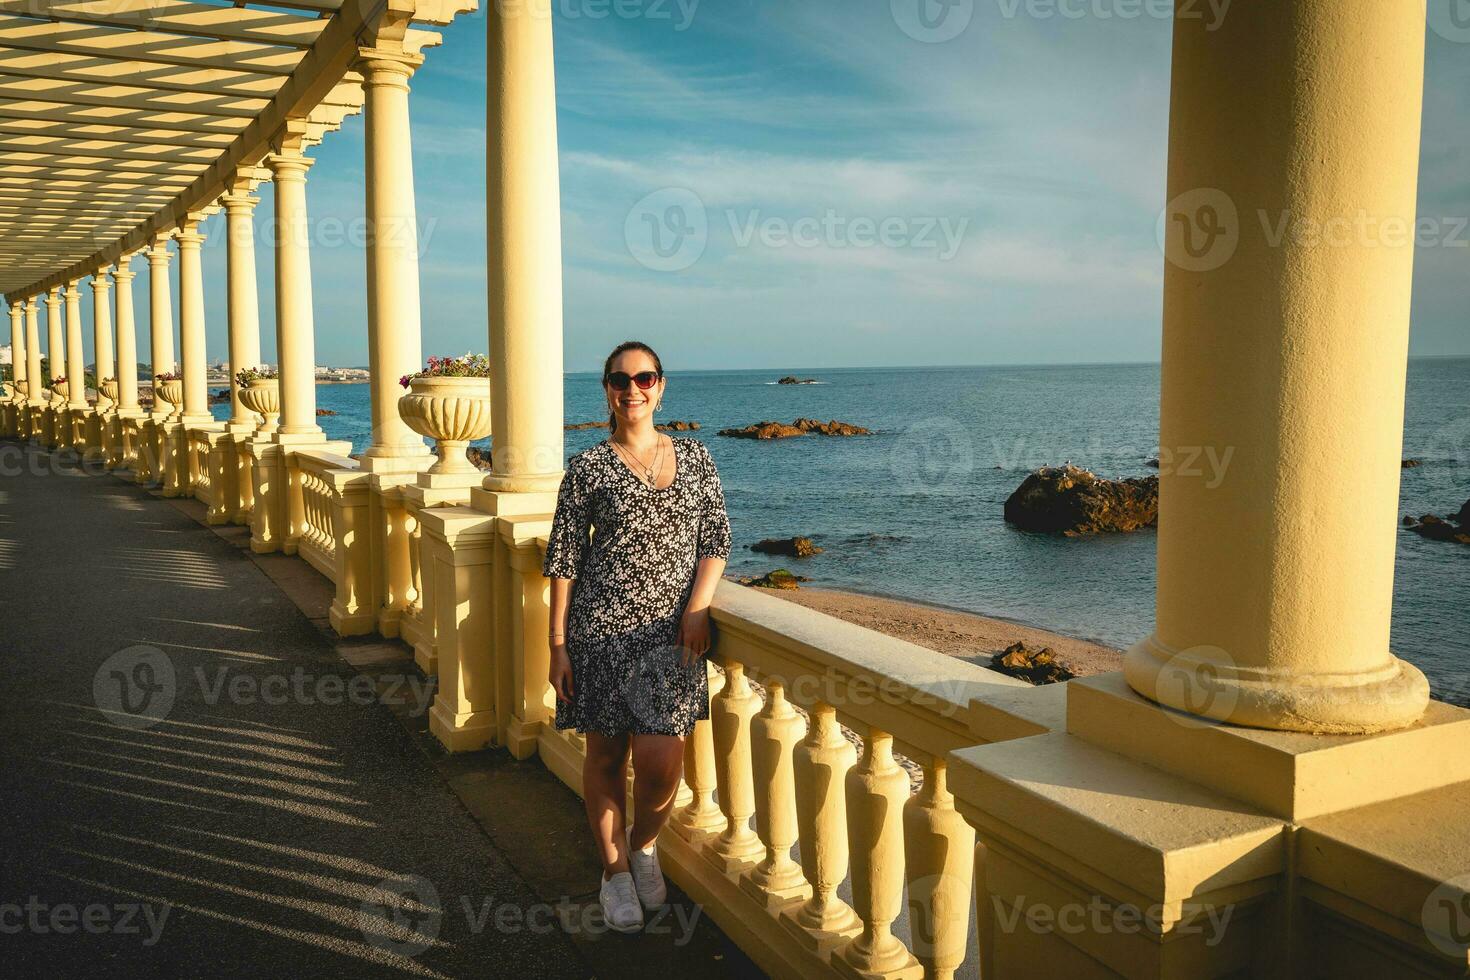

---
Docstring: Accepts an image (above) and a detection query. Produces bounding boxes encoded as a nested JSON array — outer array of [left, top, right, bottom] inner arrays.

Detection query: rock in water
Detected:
[[738, 569, 810, 590], [718, 418, 872, 439], [1004, 464, 1159, 536], [1403, 506, 1470, 545], [655, 420, 700, 431], [989, 642, 1076, 685], [1402, 458, 1424, 468], [751, 536, 822, 557]]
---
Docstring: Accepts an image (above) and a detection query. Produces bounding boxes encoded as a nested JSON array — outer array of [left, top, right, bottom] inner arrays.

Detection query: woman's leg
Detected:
[[628, 734, 685, 850], [584, 731, 632, 874]]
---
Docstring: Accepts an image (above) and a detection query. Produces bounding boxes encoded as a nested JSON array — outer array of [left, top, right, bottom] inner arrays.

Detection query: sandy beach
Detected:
[[757, 584, 1123, 678]]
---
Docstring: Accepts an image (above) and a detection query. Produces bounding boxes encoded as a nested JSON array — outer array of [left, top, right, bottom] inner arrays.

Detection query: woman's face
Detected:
[[605, 349, 664, 430]]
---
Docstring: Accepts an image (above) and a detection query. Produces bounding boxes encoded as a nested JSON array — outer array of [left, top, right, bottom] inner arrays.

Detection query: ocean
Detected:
[[239, 358, 1470, 706]]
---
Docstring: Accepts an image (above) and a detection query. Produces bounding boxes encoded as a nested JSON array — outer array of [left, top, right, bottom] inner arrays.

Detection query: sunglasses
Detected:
[[604, 371, 661, 391]]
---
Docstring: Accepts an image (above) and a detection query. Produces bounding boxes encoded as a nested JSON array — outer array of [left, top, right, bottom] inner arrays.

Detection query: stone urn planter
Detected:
[[398, 376, 493, 475], [156, 379, 184, 420], [51, 380, 68, 403], [99, 379, 119, 403], [238, 378, 281, 436]]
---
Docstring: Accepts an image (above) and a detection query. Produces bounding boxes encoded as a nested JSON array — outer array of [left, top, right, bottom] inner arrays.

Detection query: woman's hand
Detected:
[[549, 641, 574, 703], [678, 606, 713, 666]]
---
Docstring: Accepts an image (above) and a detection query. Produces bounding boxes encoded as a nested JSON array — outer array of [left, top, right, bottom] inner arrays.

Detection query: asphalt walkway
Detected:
[[0, 444, 758, 980]]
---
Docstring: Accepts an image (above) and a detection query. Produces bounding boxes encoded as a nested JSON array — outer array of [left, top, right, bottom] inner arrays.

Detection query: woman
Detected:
[[542, 340, 732, 933]]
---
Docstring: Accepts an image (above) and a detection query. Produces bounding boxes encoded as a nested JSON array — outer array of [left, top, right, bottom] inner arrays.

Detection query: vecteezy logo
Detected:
[[624, 642, 702, 732], [891, 0, 974, 42], [1152, 645, 1238, 729], [360, 874, 442, 958], [625, 188, 708, 273], [1422, 874, 1470, 960], [1429, 0, 1470, 43], [93, 645, 177, 730], [1157, 188, 1239, 273], [888, 416, 975, 491]]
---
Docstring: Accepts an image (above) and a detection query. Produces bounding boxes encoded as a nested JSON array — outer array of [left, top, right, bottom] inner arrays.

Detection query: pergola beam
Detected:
[[0, 74, 268, 118], [2, 0, 477, 301], [0, 1, 328, 50], [0, 102, 251, 133], [0, 121, 235, 148], [0, 16, 305, 76], [0, 135, 219, 162], [0, 47, 285, 97]]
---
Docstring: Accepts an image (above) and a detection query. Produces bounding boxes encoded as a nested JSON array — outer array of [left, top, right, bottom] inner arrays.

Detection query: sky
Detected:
[[18, 1, 1470, 372]]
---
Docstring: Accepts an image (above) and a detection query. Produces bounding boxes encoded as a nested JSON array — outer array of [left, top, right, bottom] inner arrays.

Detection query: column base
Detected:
[[468, 485, 557, 516], [1068, 671, 1470, 821], [329, 602, 377, 638], [1124, 633, 1432, 735], [428, 698, 496, 753], [504, 716, 542, 761], [950, 672, 1470, 979], [412, 640, 437, 678], [358, 450, 433, 475]]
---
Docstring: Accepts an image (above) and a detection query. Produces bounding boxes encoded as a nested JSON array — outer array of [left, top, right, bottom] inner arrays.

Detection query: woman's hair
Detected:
[[602, 340, 664, 434]]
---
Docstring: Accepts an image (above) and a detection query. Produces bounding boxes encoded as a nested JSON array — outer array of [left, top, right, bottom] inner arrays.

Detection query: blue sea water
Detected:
[[248, 358, 1470, 705]]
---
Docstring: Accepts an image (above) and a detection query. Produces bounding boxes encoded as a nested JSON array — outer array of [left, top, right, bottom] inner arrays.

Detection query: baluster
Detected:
[[904, 759, 974, 980], [672, 660, 725, 842], [706, 660, 764, 872], [835, 728, 922, 980], [781, 701, 861, 954], [741, 680, 810, 909]]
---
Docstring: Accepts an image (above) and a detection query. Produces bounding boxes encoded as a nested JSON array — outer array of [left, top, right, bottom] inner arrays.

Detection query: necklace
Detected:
[[611, 436, 664, 487]]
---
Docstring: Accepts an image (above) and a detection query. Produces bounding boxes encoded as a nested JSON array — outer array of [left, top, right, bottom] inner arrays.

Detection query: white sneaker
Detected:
[[599, 871, 644, 933], [627, 829, 668, 909]]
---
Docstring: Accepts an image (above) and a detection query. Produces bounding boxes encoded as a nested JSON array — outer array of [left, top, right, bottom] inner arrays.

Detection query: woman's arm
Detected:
[[678, 444, 733, 665], [543, 460, 591, 702], [548, 578, 574, 702]]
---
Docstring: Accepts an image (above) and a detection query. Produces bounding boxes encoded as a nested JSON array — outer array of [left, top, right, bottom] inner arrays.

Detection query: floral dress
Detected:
[[542, 436, 733, 737]]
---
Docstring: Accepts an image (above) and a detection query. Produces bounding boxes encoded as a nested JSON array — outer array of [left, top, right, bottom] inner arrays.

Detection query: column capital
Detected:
[[111, 265, 137, 284], [219, 190, 262, 214], [175, 225, 207, 249], [64, 280, 81, 300], [92, 268, 114, 289], [24, 296, 36, 312], [265, 148, 315, 182], [352, 45, 424, 87], [45, 286, 61, 303], [146, 239, 173, 264]]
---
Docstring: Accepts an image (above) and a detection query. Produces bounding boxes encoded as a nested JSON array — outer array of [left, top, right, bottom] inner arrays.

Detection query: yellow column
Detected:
[[175, 217, 211, 424], [64, 280, 85, 411], [479, 2, 564, 503], [1127, 0, 1429, 733], [91, 269, 114, 411], [45, 288, 63, 390], [8, 302, 24, 402], [837, 729, 921, 980], [266, 141, 322, 440], [355, 45, 430, 466], [220, 181, 263, 432], [784, 702, 861, 953], [24, 297, 41, 407], [707, 660, 764, 872], [113, 261, 140, 412], [903, 760, 974, 980], [741, 681, 811, 907], [146, 236, 176, 417]]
